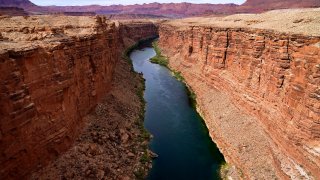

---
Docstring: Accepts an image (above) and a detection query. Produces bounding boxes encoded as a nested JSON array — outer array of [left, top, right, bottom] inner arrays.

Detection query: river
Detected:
[[130, 44, 225, 180]]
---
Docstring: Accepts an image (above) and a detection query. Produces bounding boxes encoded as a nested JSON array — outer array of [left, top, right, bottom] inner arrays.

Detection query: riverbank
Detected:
[[150, 41, 196, 106], [31, 47, 152, 180], [149, 41, 230, 179]]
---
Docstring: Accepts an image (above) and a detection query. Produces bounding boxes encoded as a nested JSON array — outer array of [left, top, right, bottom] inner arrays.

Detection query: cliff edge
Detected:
[[0, 15, 158, 179], [159, 8, 320, 179]]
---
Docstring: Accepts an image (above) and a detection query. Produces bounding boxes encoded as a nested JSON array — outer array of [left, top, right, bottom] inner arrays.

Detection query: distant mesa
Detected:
[[0, 0, 320, 17], [0, 7, 28, 16], [53, 12, 96, 16], [239, 0, 320, 13]]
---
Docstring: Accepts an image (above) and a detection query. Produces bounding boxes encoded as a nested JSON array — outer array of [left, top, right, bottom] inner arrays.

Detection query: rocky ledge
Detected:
[[159, 8, 320, 179], [0, 15, 158, 179]]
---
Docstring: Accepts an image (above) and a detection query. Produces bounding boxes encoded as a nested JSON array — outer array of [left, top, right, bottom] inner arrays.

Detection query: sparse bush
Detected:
[[172, 71, 184, 81], [219, 162, 230, 180], [149, 41, 169, 67]]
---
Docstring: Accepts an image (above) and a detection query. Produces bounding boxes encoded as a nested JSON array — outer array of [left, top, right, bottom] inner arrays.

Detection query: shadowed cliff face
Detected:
[[0, 16, 158, 179], [158, 9, 320, 179]]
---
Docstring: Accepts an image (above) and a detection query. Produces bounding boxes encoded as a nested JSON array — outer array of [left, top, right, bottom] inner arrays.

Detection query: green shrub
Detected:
[[140, 152, 150, 164], [149, 41, 168, 67], [172, 71, 184, 82], [219, 162, 230, 180]]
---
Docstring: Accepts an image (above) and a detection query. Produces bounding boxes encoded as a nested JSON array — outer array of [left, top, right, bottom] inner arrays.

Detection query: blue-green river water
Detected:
[[130, 46, 225, 180]]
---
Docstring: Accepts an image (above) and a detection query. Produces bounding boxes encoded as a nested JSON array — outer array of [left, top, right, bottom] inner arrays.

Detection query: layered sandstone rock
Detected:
[[118, 20, 160, 48], [159, 8, 320, 179], [0, 15, 157, 179]]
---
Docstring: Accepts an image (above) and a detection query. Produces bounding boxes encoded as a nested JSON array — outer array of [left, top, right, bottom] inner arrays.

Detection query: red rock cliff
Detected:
[[159, 9, 320, 179], [0, 16, 157, 179]]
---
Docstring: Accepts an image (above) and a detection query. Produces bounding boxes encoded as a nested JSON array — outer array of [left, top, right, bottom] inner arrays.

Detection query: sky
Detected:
[[30, 0, 246, 6]]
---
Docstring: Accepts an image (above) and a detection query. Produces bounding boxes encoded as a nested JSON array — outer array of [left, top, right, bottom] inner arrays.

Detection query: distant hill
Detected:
[[0, 0, 37, 9], [0, 0, 42, 12], [238, 0, 320, 13], [43, 2, 239, 18], [0, 0, 34, 6], [0, 0, 319, 17], [105, 13, 167, 20], [0, 7, 28, 16]]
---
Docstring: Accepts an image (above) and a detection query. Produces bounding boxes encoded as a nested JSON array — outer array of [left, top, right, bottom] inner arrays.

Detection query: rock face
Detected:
[[119, 21, 160, 47], [0, 16, 157, 179], [158, 9, 320, 179], [32, 49, 151, 180]]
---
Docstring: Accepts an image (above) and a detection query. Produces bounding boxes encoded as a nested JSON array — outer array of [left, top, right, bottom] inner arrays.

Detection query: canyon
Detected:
[[0, 5, 319, 180], [158, 8, 320, 179], [0, 15, 158, 179]]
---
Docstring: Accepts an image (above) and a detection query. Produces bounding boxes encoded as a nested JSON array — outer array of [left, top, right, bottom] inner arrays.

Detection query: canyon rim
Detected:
[[158, 9, 320, 179], [0, 15, 158, 179], [0, 0, 320, 179]]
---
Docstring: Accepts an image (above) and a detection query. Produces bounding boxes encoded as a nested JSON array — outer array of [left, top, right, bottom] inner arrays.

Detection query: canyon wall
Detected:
[[158, 10, 320, 179], [118, 20, 160, 47], [0, 16, 157, 179]]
